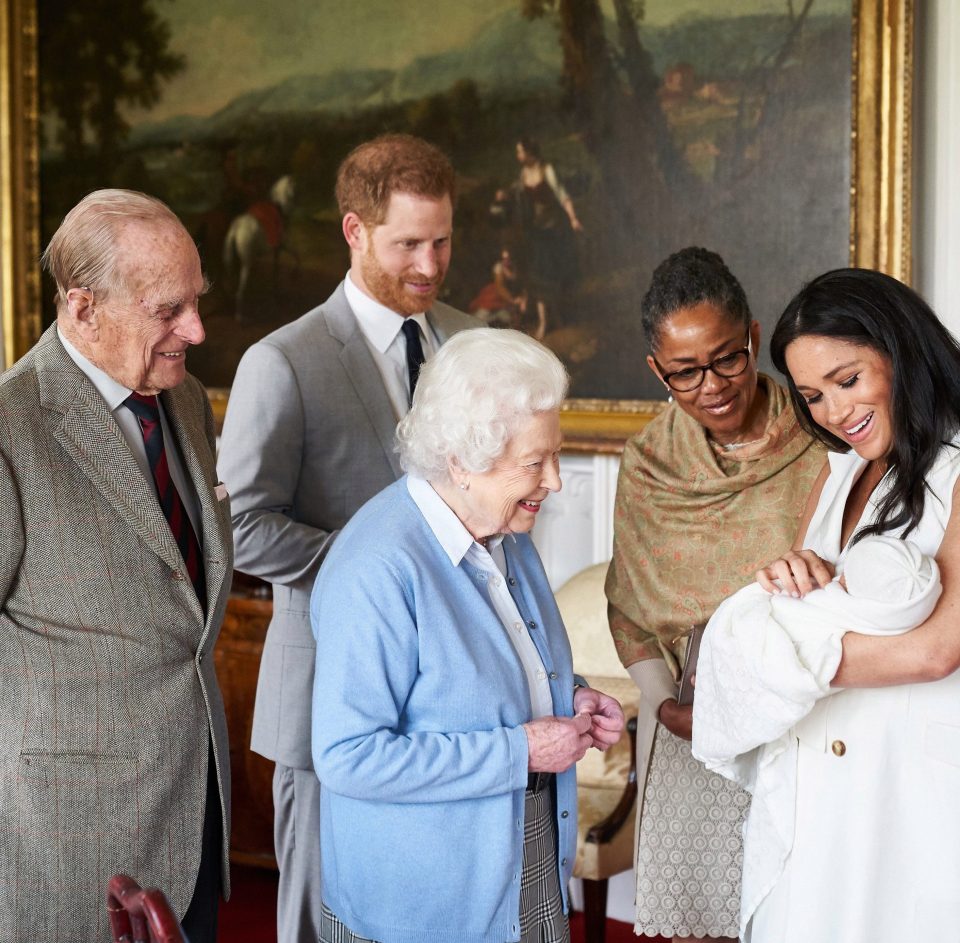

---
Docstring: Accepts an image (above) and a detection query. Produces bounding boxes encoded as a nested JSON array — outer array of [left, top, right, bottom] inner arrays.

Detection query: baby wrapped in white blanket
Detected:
[[691, 535, 940, 933]]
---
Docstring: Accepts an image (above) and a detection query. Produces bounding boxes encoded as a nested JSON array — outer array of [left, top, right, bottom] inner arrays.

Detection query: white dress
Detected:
[[746, 442, 960, 942]]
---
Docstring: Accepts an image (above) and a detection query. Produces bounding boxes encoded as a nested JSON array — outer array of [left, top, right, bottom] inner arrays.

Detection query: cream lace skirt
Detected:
[[634, 724, 750, 938]]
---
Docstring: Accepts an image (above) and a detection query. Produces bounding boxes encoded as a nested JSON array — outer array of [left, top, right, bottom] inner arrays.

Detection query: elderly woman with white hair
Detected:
[[309, 328, 624, 943]]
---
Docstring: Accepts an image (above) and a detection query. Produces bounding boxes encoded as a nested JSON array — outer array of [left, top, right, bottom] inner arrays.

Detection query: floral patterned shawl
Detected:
[[605, 375, 826, 679]]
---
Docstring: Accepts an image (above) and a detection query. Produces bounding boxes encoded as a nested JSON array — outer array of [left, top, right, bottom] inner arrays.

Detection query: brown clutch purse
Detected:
[[676, 623, 706, 706]]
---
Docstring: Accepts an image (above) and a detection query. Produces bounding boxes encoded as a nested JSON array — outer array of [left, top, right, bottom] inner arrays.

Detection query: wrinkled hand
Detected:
[[524, 712, 593, 772], [573, 686, 625, 751], [756, 549, 835, 598], [658, 699, 692, 741]]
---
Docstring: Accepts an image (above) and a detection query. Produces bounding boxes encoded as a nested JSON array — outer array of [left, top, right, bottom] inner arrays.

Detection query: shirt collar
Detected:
[[57, 326, 133, 411], [344, 271, 430, 354], [406, 475, 505, 567]]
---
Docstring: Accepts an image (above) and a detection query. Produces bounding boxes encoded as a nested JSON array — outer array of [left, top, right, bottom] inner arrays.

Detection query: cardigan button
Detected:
[[527, 620, 537, 629], [831, 740, 846, 757], [561, 810, 569, 819], [508, 577, 517, 586], [549, 672, 558, 681]]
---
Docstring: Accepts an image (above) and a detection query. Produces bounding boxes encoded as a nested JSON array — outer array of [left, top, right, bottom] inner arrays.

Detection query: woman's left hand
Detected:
[[573, 686, 625, 751]]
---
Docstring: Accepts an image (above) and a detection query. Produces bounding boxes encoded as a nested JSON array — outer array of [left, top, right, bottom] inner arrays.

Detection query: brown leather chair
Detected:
[[107, 874, 187, 943], [555, 563, 640, 943]]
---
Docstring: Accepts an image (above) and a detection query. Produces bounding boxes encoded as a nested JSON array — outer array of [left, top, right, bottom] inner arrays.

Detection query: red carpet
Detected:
[[219, 864, 656, 942]]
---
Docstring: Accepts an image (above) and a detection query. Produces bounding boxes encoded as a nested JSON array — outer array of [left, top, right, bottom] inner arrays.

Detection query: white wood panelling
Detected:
[[915, 0, 960, 336], [531, 453, 620, 590]]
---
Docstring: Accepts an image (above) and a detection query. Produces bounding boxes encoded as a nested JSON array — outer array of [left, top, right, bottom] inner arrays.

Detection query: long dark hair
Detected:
[[771, 268, 960, 542]]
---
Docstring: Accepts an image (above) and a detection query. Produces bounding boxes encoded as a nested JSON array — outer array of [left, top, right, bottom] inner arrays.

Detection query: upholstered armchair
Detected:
[[555, 562, 640, 943]]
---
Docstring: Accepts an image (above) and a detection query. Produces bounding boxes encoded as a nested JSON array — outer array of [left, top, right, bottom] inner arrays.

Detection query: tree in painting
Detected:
[[39, 0, 184, 158], [501, 0, 839, 397], [519, 0, 817, 261]]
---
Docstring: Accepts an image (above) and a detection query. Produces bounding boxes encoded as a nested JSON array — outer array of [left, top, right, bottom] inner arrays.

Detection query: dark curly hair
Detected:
[[771, 267, 960, 543], [640, 247, 751, 351]]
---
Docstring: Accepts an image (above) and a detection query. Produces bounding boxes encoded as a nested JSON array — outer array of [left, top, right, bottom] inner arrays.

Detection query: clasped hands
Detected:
[[524, 686, 625, 773]]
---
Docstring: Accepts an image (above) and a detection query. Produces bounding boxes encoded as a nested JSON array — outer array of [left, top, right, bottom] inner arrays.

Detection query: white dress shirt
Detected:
[[407, 475, 553, 719], [57, 327, 202, 538], [344, 272, 438, 420]]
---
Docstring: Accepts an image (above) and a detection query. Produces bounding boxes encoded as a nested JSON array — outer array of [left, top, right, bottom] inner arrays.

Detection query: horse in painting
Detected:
[[223, 174, 298, 320]]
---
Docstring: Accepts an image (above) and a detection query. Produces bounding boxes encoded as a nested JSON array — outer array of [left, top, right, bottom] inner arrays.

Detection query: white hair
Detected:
[[397, 328, 569, 481], [41, 188, 186, 312]]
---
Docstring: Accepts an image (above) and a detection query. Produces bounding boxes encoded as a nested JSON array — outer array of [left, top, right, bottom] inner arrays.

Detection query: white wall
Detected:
[[530, 452, 620, 588], [915, 0, 960, 334]]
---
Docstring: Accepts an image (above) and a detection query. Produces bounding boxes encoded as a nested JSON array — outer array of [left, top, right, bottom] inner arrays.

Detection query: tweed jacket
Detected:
[[0, 325, 233, 943], [217, 282, 477, 769]]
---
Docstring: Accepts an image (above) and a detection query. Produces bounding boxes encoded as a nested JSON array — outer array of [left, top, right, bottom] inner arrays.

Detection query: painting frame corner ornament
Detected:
[[1, 0, 913, 452]]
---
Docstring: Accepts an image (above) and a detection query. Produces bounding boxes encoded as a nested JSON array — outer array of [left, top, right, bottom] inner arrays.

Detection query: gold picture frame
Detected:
[[1, 1, 912, 453]]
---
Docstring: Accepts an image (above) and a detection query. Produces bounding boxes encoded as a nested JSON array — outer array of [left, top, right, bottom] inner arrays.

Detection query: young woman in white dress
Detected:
[[747, 267, 960, 942]]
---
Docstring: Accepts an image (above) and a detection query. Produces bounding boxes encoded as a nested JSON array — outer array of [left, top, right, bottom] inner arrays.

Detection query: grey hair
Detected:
[[41, 188, 185, 312], [397, 328, 569, 481], [641, 246, 751, 351]]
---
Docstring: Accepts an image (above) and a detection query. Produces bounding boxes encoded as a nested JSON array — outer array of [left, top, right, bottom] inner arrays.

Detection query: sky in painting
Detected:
[[138, 0, 851, 122]]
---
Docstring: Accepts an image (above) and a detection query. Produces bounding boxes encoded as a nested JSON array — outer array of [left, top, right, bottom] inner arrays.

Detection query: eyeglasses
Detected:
[[654, 337, 753, 392]]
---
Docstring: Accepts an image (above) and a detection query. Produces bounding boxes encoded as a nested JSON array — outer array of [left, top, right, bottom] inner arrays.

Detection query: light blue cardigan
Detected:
[[310, 478, 578, 943]]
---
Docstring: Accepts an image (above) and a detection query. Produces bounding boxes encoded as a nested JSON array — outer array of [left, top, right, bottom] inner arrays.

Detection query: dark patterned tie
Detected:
[[401, 318, 426, 401], [125, 392, 206, 607]]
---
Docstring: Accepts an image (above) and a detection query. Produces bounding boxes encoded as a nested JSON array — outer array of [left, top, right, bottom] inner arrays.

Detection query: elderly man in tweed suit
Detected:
[[0, 189, 232, 943]]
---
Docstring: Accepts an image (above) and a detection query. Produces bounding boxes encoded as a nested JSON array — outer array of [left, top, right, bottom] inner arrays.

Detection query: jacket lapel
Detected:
[[161, 384, 231, 629], [324, 285, 404, 477], [426, 303, 465, 344], [36, 331, 185, 576]]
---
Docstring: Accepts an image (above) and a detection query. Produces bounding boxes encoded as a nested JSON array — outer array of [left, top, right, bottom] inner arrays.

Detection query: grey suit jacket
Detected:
[[0, 325, 233, 942], [217, 282, 477, 769]]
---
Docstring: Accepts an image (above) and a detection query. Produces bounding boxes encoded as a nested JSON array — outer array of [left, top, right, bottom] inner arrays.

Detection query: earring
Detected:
[[459, 481, 468, 491]]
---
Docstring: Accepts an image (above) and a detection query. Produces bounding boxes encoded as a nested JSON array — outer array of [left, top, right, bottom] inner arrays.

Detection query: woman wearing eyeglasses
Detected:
[[604, 247, 825, 942]]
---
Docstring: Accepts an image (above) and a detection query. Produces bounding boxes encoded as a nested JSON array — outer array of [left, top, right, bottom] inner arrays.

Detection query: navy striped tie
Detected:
[[125, 392, 206, 607]]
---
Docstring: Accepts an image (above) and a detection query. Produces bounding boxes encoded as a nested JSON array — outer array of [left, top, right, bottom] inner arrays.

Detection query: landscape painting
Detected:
[[35, 0, 854, 402]]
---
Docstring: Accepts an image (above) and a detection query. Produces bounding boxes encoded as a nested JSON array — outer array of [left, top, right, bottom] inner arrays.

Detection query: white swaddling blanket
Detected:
[[691, 535, 941, 935]]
